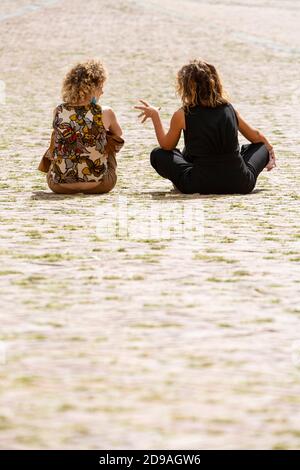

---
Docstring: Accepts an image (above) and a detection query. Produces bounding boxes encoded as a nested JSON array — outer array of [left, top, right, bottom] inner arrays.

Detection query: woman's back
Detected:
[[183, 103, 240, 164], [50, 102, 108, 184]]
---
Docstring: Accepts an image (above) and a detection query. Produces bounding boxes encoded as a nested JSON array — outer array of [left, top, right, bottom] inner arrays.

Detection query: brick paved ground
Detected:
[[0, 0, 299, 449]]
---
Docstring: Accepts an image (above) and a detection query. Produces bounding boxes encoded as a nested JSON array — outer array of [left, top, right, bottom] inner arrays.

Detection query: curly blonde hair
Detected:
[[61, 59, 107, 104], [177, 59, 229, 109]]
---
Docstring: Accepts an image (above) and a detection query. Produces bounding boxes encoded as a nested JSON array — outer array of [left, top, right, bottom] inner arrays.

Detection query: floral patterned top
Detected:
[[49, 102, 108, 183]]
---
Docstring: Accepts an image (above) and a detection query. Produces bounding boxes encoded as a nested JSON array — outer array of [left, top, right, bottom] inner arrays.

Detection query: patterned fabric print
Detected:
[[50, 102, 108, 183]]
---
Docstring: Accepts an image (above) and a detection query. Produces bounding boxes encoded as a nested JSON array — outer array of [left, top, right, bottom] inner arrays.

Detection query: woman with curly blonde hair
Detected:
[[41, 59, 123, 194], [135, 59, 276, 194]]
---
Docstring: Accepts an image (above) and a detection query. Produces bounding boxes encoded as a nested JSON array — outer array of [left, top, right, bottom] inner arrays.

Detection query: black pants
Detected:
[[150, 143, 269, 194]]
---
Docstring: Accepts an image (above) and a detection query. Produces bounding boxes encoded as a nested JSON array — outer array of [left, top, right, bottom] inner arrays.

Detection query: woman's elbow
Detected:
[[115, 126, 123, 137], [161, 144, 175, 151], [252, 129, 266, 143]]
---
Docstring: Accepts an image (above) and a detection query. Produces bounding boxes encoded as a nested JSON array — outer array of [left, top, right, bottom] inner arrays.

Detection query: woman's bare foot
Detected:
[[265, 146, 277, 171], [265, 156, 276, 171]]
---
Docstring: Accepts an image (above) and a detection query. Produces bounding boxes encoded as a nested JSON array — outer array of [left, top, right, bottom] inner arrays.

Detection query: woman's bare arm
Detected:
[[135, 100, 184, 150], [235, 109, 276, 171], [102, 107, 123, 137], [151, 109, 183, 150], [235, 109, 271, 148]]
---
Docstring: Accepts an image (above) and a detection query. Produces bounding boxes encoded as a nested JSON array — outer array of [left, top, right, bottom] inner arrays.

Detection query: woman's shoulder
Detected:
[[224, 101, 238, 117], [52, 103, 72, 118], [55, 102, 67, 111], [173, 107, 185, 116], [223, 101, 239, 114], [225, 101, 235, 110], [101, 106, 115, 115], [101, 106, 119, 121], [51, 103, 63, 121]]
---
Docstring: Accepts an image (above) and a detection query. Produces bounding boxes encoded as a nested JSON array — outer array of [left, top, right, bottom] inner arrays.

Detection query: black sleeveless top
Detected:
[[183, 103, 240, 165]]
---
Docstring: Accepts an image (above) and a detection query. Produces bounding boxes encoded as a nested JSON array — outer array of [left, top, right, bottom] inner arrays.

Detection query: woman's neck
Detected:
[[68, 98, 93, 107], [69, 102, 90, 107]]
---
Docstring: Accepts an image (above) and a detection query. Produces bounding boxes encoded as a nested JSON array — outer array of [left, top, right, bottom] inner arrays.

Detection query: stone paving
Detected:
[[0, 0, 299, 449]]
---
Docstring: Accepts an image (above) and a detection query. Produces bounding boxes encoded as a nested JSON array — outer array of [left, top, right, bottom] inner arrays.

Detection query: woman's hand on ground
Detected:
[[265, 145, 277, 171], [134, 100, 161, 123]]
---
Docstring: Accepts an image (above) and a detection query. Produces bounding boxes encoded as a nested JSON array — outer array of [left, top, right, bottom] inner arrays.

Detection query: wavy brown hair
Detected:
[[177, 59, 229, 109], [61, 59, 107, 104]]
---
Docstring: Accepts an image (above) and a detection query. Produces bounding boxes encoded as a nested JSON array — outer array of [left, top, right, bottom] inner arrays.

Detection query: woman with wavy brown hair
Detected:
[[135, 59, 276, 194]]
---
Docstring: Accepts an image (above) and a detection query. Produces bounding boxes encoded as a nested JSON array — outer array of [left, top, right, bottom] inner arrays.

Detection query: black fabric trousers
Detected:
[[150, 143, 269, 194]]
